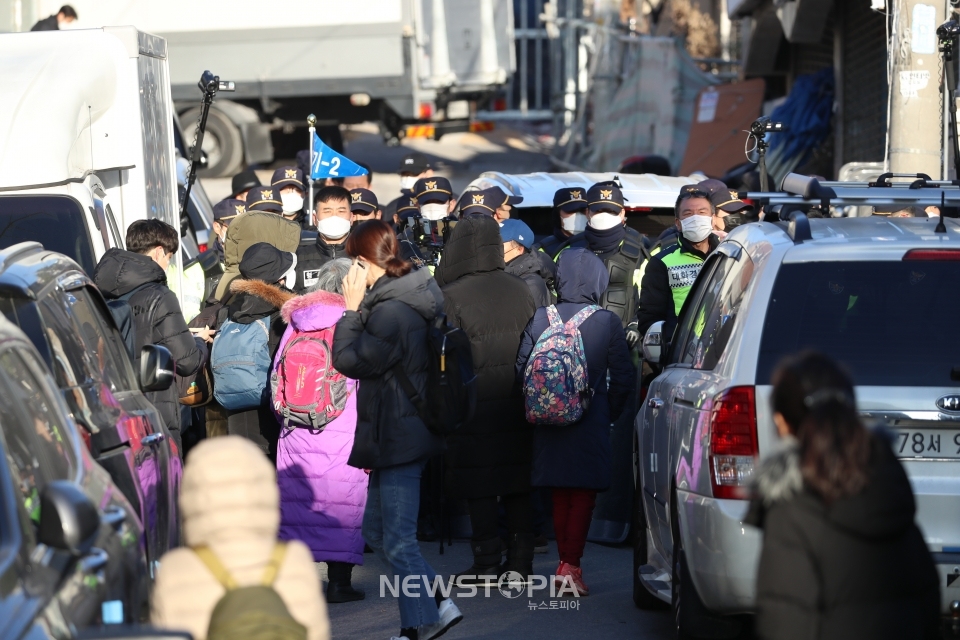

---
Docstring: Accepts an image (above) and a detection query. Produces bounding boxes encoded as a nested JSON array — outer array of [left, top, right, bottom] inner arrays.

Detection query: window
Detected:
[[38, 294, 98, 389], [680, 252, 755, 370], [0, 196, 96, 274], [667, 255, 720, 364], [72, 288, 138, 391], [0, 348, 78, 520], [757, 260, 960, 386]]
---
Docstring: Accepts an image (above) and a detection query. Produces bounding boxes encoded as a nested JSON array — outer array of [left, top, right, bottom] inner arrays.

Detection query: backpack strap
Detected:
[[545, 305, 563, 328], [565, 305, 600, 332], [261, 543, 287, 587], [193, 546, 239, 591], [393, 363, 428, 419]]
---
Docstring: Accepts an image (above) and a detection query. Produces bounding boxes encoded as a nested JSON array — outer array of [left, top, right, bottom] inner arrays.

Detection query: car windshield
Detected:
[[0, 196, 96, 274], [757, 260, 960, 387]]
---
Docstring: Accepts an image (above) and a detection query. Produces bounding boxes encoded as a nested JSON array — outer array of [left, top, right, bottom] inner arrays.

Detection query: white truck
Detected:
[[16, 0, 518, 176], [0, 27, 183, 288]]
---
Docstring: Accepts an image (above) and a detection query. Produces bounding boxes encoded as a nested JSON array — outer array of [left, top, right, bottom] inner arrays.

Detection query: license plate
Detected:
[[892, 429, 960, 459]]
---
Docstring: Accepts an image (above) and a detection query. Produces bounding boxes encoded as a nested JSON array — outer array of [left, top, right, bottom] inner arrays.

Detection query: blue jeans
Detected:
[[363, 460, 440, 628]]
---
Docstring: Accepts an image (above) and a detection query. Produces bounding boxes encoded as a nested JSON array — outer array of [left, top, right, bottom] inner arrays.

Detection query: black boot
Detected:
[[500, 533, 535, 583], [455, 537, 502, 585], [326, 561, 365, 603]]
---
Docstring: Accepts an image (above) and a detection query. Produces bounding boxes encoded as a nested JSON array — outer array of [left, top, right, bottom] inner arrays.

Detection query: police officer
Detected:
[[697, 179, 755, 237], [349, 188, 381, 225], [459, 186, 523, 221], [271, 166, 309, 228], [533, 187, 590, 259], [637, 185, 720, 337], [576, 182, 646, 347], [294, 185, 352, 292], [212, 198, 245, 264], [384, 152, 434, 224], [229, 169, 261, 202], [397, 176, 458, 271]]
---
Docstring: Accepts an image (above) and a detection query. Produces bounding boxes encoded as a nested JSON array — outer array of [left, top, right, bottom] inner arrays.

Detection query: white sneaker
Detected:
[[420, 598, 463, 640]]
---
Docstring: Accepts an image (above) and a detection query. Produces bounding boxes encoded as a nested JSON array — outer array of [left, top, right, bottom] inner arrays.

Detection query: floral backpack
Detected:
[[522, 305, 599, 426]]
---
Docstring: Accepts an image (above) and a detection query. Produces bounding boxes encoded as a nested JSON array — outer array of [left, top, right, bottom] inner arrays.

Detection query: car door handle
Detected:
[[101, 506, 126, 531], [80, 547, 109, 573], [141, 433, 165, 446], [647, 398, 664, 410]]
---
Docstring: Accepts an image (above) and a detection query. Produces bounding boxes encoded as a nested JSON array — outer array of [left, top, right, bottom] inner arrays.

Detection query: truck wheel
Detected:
[[181, 107, 243, 178]]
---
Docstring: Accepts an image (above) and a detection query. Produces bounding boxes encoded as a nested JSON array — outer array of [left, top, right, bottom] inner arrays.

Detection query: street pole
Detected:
[[888, 0, 949, 178], [307, 113, 316, 218]]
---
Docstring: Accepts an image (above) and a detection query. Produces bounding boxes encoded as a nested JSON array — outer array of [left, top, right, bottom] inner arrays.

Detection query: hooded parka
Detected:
[[94, 249, 202, 450], [332, 268, 444, 469], [746, 432, 940, 640], [505, 250, 553, 308], [214, 210, 301, 301], [434, 215, 537, 499], [516, 248, 635, 490], [151, 436, 330, 640]]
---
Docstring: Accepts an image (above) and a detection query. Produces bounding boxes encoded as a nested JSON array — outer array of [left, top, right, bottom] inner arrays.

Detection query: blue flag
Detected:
[[310, 132, 368, 180]]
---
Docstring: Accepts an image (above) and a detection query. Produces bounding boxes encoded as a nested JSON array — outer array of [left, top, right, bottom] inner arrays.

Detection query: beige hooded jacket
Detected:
[[151, 436, 330, 640]]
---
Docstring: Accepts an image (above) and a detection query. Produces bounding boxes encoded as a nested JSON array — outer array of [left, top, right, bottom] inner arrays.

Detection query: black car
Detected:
[[0, 314, 150, 635], [0, 243, 181, 571]]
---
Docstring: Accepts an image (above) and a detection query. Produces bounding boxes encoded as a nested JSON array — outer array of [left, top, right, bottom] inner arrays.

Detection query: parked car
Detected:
[[0, 313, 149, 636], [0, 242, 182, 574], [634, 178, 960, 637]]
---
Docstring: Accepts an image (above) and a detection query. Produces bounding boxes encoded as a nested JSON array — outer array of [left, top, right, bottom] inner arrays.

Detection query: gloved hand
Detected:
[[625, 322, 641, 348]]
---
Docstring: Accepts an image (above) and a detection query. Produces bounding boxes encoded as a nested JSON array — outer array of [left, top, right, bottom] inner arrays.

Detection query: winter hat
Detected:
[[239, 242, 295, 285]]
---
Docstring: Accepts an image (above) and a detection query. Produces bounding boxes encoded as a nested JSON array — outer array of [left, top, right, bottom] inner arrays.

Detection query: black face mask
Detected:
[[723, 213, 744, 232]]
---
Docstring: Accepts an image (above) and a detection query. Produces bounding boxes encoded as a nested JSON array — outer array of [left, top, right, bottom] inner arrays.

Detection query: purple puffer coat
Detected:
[[274, 289, 368, 565]]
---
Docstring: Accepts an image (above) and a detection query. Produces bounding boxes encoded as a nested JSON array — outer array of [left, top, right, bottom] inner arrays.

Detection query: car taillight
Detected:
[[493, 97, 507, 111], [198, 243, 208, 253], [903, 249, 960, 261], [418, 102, 434, 120], [709, 386, 758, 500], [78, 424, 92, 452]]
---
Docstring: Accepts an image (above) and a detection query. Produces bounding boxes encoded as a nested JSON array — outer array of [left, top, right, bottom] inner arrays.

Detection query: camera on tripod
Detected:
[[938, 19, 960, 43], [750, 116, 786, 137]]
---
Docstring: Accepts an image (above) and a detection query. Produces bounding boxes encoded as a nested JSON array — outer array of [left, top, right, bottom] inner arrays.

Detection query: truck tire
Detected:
[[181, 107, 244, 178]]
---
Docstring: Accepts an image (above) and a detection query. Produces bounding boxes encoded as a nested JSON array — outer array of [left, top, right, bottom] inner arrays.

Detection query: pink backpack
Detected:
[[270, 326, 349, 430]]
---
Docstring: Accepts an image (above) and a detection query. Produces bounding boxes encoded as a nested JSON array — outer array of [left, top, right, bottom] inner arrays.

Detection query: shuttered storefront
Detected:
[[839, 0, 888, 164]]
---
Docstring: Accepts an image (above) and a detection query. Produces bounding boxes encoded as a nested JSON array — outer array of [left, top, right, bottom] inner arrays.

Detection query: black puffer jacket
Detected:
[[746, 432, 940, 640], [435, 215, 537, 499], [333, 268, 444, 469], [294, 232, 349, 293], [505, 251, 552, 308], [94, 249, 202, 447]]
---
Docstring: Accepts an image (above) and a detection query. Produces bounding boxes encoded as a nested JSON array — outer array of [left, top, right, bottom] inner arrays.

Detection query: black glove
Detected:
[[625, 322, 640, 348]]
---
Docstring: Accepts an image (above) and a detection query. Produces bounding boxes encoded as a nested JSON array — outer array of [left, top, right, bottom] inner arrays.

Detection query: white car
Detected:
[[634, 180, 960, 638]]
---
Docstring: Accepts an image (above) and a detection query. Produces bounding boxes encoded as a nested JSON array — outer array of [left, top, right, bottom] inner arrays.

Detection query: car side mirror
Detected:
[[642, 321, 664, 364], [140, 345, 174, 392], [38, 480, 100, 555]]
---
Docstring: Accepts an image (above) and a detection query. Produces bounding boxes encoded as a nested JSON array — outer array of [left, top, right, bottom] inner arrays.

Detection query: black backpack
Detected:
[[393, 314, 476, 436], [105, 284, 152, 361]]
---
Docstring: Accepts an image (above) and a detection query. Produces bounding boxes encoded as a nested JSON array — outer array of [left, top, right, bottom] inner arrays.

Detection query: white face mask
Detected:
[[399, 176, 417, 191], [680, 215, 714, 243], [587, 212, 622, 231], [420, 203, 447, 221], [281, 193, 304, 214], [562, 212, 587, 233], [317, 215, 351, 240]]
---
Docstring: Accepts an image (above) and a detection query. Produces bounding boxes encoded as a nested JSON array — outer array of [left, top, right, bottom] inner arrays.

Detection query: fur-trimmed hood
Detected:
[[751, 437, 804, 509], [226, 278, 296, 324], [280, 289, 345, 330]]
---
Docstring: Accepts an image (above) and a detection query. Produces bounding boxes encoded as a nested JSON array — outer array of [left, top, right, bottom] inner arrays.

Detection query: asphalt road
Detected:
[[318, 538, 674, 640]]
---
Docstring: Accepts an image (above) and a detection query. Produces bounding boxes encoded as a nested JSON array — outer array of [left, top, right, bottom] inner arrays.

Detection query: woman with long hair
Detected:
[[747, 351, 939, 640], [331, 221, 462, 640]]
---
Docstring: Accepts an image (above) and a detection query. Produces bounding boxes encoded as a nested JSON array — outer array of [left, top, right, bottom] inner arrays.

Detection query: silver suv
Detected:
[[633, 206, 960, 637]]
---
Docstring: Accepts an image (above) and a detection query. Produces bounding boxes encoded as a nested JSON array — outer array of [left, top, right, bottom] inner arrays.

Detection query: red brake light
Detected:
[[418, 102, 434, 120], [198, 243, 208, 253], [709, 386, 758, 500], [493, 97, 507, 111], [903, 249, 960, 261]]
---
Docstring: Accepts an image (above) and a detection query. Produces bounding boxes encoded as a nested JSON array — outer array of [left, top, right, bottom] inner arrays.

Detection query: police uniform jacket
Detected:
[[636, 233, 719, 337], [294, 233, 349, 293]]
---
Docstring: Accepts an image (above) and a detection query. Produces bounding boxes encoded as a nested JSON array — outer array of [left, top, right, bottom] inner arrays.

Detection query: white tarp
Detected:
[[587, 37, 718, 173]]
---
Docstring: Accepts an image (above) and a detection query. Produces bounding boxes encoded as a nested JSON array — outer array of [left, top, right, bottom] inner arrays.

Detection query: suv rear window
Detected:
[[0, 196, 96, 274], [757, 261, 960, 386]]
